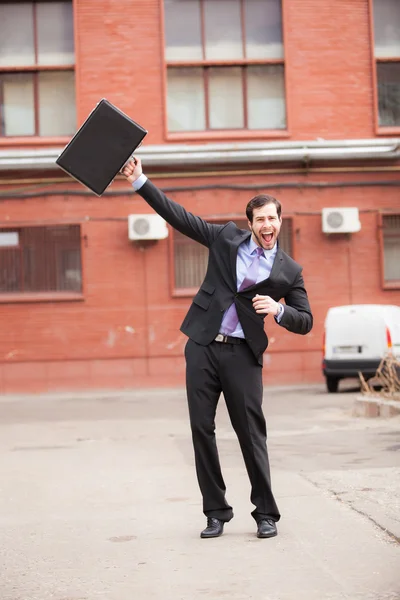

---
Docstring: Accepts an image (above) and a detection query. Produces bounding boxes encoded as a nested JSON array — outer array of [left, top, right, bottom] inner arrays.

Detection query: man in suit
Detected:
[[123, 158, 313, 539]]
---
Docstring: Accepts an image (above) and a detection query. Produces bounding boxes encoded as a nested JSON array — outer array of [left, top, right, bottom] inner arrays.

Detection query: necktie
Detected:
[[221, 246, 264, 335]]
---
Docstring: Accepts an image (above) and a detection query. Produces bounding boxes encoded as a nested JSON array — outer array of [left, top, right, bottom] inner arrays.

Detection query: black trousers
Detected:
[[184, 338, 280, 523]]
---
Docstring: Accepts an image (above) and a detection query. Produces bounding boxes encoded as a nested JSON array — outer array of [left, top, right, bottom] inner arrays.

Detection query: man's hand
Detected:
[[121, 157, 143, 184], [252, 294, 280, 316]]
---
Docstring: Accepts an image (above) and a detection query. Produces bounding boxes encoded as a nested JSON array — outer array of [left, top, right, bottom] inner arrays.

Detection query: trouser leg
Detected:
[[184, 339, 233, 521], [219, 342, 280, 522]]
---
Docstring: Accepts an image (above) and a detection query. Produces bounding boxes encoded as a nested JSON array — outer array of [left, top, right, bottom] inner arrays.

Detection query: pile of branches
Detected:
[[360, 354, 400, 400]]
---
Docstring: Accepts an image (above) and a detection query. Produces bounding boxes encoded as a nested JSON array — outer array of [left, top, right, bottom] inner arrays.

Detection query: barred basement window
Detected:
[[173, 217, 293, 290], [382, 214, 400, 285], [0, 225, 82, 294]]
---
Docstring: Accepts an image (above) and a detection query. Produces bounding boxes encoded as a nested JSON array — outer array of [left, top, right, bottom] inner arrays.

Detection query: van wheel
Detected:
[[326, 377, 339, 393]]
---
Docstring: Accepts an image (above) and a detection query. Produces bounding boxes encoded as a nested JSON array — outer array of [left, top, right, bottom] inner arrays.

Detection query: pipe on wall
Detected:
[[0, 138, 399, 171]]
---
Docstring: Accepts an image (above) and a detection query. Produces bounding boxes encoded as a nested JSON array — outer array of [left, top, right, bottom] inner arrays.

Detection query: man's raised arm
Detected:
[[122, 158, 224, 248]]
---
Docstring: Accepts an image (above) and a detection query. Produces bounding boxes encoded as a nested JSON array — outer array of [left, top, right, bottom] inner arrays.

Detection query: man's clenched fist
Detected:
[[122, 157, 143, 183], [252, 294, 280, 316]]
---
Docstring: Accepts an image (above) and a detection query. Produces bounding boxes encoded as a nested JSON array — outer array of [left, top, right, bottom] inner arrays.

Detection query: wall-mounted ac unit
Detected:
[[128, 214, 168, 240], [322, 207, 361, 234]]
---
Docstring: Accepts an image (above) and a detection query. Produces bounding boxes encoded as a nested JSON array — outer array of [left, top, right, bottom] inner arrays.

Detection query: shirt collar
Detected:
[[248, 236, 278, 260]]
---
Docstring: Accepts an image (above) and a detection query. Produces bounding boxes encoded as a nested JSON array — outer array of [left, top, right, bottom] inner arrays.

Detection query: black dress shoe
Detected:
[[200, 517, 224, 538], [257, 519, 277, 538]]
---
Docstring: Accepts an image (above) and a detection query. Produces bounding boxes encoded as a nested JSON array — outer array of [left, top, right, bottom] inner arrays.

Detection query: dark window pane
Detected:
[[164, 0, 202, 60], [208, 67, 244, 129], [373, 0, 400, 58], [57, 248, 82, 291], [0, 73, 35, 136], [204, 0, 243, 60], [383, 215, 400, 281], [245, 0, 283, 59], [0, 248, 22, 292], [0, 225, 82, 294], [37, 1, 75, 65], [174, 218, 292, 289], [377, 63, 400, 127], [38, 70, 76, 135], [0, 2, 35, 67], [247, 65, 286, 129], [167, 67, 205, 131]]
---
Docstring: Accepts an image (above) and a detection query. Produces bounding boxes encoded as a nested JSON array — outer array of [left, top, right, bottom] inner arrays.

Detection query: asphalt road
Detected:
[[0, 382, 399, 600]]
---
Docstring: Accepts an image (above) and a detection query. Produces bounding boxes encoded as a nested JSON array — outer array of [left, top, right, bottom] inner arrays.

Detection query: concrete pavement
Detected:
[[0, 383, 399, 600]]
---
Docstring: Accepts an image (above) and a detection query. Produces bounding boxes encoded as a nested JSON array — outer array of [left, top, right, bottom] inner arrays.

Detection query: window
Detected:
[[164, 0, 286, 133], [0, 225, 82, 295], [0, 1, 76, 137], [381, 214, 400, 287], [173, 217, 292, 291], [372, 0, 400, 128]]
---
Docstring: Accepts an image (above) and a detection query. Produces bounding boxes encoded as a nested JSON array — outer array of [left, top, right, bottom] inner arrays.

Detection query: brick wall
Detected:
[[0, 168, 399, 392], [0, 0, 399, 392], [73, 0, 378, 142], [285, 0, 375, 139]]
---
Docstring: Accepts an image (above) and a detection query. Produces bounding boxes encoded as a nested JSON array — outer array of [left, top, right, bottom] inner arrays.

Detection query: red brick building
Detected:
[[0, 0, 399, 393]]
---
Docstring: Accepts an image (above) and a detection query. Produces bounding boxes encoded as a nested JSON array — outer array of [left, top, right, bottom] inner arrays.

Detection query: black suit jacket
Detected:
[[137, 179, 313, 365]]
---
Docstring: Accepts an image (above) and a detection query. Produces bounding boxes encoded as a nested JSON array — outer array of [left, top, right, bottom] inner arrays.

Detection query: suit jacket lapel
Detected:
[[267, 245, 284, 282], [229, 230, 251, 288]]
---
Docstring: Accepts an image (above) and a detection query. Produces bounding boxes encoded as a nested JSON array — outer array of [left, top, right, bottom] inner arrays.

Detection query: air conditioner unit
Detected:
[[322, 207, 361, 234], [128, 214, 168, 240]]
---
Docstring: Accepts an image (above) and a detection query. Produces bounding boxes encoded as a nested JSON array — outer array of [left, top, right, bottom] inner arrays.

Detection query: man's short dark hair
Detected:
[[246, 194, 282, 223]]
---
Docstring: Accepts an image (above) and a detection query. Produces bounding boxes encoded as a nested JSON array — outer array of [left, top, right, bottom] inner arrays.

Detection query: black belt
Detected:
[[214, 334, 245, 345]]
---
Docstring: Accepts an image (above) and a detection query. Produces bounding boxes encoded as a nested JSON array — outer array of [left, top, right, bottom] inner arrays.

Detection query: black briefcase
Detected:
[[56, 99, 147, 196]]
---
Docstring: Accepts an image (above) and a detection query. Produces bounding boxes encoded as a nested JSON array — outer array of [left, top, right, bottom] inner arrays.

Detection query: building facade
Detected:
[[0, 0, 399, 393]]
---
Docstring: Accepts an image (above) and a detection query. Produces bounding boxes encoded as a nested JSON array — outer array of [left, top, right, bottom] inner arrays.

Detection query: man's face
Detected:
[[249, 203, 282, 251]]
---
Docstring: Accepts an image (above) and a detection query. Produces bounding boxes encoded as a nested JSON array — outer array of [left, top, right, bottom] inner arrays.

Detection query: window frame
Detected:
[[160, 0, 290, 141], [369, 0, 400, 135], [0, 220, 85, 303], [168, 214, 295, 297], [0, 0, 77, 146], [379, 212, 400, 290]]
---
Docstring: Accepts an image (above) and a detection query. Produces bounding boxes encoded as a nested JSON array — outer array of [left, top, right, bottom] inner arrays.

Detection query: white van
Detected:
[[322, 304, 400, 393]]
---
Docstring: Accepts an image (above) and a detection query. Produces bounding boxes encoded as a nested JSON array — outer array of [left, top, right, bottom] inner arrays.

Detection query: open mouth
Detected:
[[262, 232, 273, 244]]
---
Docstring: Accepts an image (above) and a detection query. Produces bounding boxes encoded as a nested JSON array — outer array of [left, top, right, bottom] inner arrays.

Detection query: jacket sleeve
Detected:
[[279, 271, 313, 335], [135, 179, 224, 248]]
